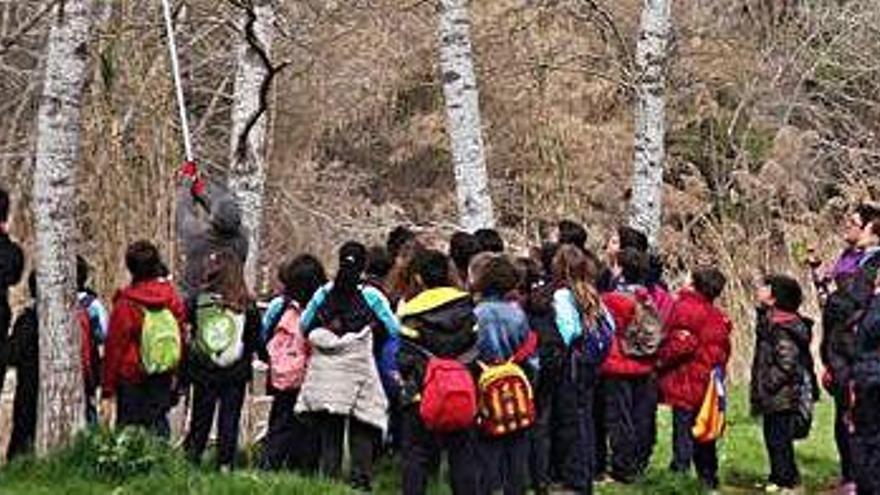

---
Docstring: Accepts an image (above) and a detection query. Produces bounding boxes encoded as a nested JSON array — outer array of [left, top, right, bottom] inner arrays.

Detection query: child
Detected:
[[397, 249, 481, 495], [450, 232, 481, 288], [0, 187, 25, 400], [751, 275, 819, 492], [6, 272, 37, 460], [77, 255, 109, 425], [102, 241, 187, 437], [657, 268, 731, 489], [471, 255, 537, 495], [183, 249, 261, 470], [600, 248, 660, 483], [260, 254, 326, 472], [296, 241, 399, 492]]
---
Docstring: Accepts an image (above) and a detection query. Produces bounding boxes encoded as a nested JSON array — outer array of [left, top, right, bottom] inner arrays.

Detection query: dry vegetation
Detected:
[[2, 0, 880, 380]]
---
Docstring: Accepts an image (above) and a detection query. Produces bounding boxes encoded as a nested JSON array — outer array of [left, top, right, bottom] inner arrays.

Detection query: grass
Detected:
[[0, 389, 840, 494]]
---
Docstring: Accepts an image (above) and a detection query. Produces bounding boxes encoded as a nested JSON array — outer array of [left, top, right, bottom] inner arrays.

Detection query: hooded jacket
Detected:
[[102, 279, 187, 397], [750, 308, 818, 415], [657, 289, 732, 411], [600, 289, 656, 378], [398, 287, 478, 406]]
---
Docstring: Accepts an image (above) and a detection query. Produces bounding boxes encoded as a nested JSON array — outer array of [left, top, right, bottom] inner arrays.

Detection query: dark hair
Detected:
[[450, 231, 481, 277], [618, 226, 649, 253], [202, 248, 250, 311], [366, 246, 392, 279], [387, 226, 416, 260], [281, 254, 328, 306], [559, 220, 588, 250], [474, 228, 504, 253], [553, 245, 601, 323], [125, 241, 165, 283], [409, 249, 452, 289], [471, 255, 519, 297], [856, 203, 880, 228], [618, 247, 649, 285], [28, 270, 37, 299], [76, 255, 89, 292], [692, 267, 726, 301], [0, 188, 8, 223], [539, 242, 559, 276], [765, 274, 803, 313], [331, 241, 367, 300]]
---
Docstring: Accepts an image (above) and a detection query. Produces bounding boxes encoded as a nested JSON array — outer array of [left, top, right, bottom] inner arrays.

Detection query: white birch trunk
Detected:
[[629, 0, 671, 246], [228, 0, 275, 290], [437, 0, 495, 232], [32, 0, 93, 455]]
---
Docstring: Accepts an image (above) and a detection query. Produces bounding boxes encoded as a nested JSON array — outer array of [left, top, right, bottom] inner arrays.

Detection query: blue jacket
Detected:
[[475, 298, 537, 372]]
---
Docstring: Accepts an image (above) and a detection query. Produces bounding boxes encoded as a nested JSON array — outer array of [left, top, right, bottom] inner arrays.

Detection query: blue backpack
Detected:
[[580, 306, 614, 365]]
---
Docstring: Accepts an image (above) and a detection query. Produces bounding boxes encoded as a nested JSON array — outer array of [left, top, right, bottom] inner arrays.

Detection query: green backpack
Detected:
[[140, 307, 182, 375], [195, 294, 245, 368]]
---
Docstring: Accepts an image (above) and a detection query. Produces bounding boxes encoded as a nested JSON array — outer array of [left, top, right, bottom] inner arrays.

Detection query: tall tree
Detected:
[[437, 0, 495, 232], [228, 0, 276, 289], [629, 0, 671, 245], [32, 0, 94, 455]]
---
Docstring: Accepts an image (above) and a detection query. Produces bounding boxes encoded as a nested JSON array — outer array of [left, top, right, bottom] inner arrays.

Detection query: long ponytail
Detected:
[[329, 241, 367, 303]]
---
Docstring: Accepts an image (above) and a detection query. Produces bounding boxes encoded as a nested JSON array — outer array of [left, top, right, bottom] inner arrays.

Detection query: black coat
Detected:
[[184, 296, 261, 386], [0, 233, 24, 371], [750, 308, 819, 415]]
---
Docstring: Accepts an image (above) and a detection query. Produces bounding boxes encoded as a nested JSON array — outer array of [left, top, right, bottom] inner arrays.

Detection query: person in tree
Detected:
[[177, 162, 249, 300], [657, 268, 731, 490], [0, 188, 25, 399], [183, 248, 261, 471], [6, 272, 37, 461], [259, 254, 326, 472], [295, 241, 399, 492], [102, 241, 187, 437]]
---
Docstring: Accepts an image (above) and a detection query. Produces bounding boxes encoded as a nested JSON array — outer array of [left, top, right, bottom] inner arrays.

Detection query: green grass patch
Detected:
[[0, 389, 840, 494]]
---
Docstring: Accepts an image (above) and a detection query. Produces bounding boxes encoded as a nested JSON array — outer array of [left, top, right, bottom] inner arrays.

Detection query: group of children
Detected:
[[3, 177, 880, 495]]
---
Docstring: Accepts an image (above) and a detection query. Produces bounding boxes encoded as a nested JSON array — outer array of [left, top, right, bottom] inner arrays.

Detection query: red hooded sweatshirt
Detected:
[[600, 289, 657, 377], [102, 279, 187, 397], [656, 289, 732, 411]]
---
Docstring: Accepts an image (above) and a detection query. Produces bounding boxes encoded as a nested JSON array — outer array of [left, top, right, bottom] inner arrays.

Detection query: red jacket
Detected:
[[600, 291, 656, 377], [102, 279, 187, 397], [657, 289, 732, 411]]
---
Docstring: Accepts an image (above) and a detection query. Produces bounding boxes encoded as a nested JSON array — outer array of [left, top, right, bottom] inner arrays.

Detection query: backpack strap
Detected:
[[511, 331, 538, 364]]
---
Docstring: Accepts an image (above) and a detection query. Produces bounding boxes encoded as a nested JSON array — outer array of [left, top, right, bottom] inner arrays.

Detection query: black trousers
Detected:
[[604, 375, 658, 483], [116, 375, 173, 438], [309, 412, 379, 490], [531, 362, 589, 492], [670, 408, 718, 488], [480, 432, 530, 495], [592, 377, 608, 477], [832, 391, 855, 483], [184, 380, 246, 468], [259, 390, 319, 472], [6, 376, 37, 461], [401, 407, 480, 495], [853, 383, 880, 495], [762, 412, 800, 488]]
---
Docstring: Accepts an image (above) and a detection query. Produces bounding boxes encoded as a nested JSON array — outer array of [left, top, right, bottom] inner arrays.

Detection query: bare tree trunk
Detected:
[[437, 0, 495, 232], [629, 0, 671, 245], [33, 0, 93, 455], [228, 0, 275, 291]]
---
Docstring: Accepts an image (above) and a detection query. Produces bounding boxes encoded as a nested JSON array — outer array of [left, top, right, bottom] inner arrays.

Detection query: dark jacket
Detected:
[[103, 279, 188, 397], [750, 308, 819, 415], [398, 287, 478, 406], [524, 282, 567, 391], [852, 294, 880, 435], [9, 305, 38, 404], [0, 232, 24, 368], [657, 289, 732, 411], [820, 280, 861, 394], [184, 294, 261, 385]]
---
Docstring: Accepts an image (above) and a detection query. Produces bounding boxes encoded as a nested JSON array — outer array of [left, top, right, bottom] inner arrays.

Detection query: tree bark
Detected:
[[629, 0, 671, 246], [228, 0, 275, 291], [437, 0, 495, 232], [33, 0, 93, 455]]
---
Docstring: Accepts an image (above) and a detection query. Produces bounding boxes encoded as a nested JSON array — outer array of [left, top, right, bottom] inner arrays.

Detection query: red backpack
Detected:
[[420, 356, 478, 432]]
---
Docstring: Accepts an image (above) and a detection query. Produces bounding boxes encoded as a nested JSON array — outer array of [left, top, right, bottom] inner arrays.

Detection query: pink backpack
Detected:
[[267, 304, 310, 391]]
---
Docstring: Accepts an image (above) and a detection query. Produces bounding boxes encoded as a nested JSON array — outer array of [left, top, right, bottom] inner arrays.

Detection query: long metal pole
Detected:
[[161, 0, 194, 162]]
